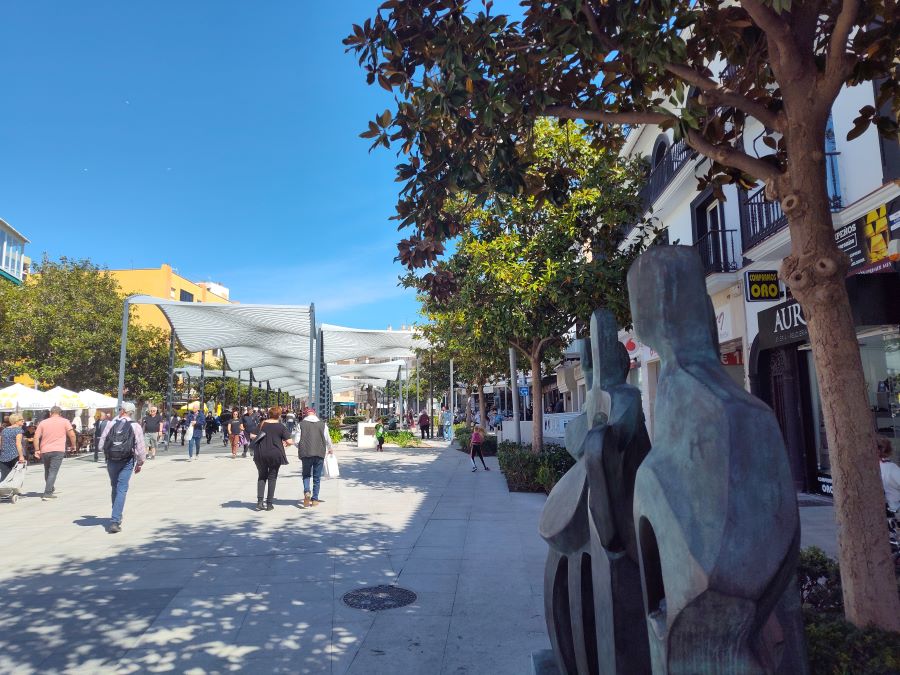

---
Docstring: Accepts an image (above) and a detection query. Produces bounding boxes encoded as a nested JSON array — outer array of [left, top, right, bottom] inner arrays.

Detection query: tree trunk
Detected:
[[477, 376, 487, 431], [465, 389, 473, 427], [530, 348, 544, 454], [781, 123, 900, 630]]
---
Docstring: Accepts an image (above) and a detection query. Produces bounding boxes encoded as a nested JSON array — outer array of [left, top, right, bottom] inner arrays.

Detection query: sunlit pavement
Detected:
[[0, 439, 550, 674]]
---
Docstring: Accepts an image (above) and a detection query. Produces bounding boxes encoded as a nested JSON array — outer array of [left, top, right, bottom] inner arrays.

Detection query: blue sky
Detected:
[[0, 1, 431, 329]]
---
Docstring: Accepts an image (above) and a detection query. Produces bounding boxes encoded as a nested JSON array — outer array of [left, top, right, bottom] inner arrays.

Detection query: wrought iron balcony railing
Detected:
[[640, 139, 694, 210], [694, 228, 741, 275]]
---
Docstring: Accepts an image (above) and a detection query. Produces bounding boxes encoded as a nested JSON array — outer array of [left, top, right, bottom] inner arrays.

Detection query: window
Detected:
[[691, 190, 738, 273], [170, 287, 177, 299], [651, 136, 669, 169], [179, 289, 194, 303]]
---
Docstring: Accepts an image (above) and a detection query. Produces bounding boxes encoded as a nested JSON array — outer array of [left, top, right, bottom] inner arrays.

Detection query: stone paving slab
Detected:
[[0, 440, 549, 674]]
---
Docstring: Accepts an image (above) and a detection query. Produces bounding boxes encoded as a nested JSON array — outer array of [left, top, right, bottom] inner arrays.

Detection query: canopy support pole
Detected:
[[116, 297, 132, 410], [509, 347, 521, 445], [166, 329, 175, 421], [199, 350, 206, 411], [308, 304, 316, 406]]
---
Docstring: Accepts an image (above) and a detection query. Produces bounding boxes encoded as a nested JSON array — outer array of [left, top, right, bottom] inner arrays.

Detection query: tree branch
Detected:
[[823, 0, 859, 94], [685, 129, 782, 182], [664, 63, 784, 131], [580, 2, 619, 53], [542, 106, 672, 126], [740, 0, 793, 47]]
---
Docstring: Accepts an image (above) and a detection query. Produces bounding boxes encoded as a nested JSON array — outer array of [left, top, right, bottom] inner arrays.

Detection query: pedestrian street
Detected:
[[0, 440, 550, 674]]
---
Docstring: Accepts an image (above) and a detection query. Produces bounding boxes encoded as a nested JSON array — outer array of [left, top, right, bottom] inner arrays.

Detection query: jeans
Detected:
[[42, 452, 64, 496], [107, 458, 135, 524], [188, 436, 201, 457], [301, 456, 324, 500]]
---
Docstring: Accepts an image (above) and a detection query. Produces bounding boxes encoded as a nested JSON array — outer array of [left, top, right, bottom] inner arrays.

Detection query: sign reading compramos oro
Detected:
[[744, 270, 783, 302]]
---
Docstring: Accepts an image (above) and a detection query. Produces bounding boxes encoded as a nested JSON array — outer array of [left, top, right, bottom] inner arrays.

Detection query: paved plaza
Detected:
[[0, 439, 838, 674], [0, 440, 549, 674]]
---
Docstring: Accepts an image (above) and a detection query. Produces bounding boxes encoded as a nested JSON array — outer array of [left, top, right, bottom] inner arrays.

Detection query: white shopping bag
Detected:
[[324, 453, 340, 478]]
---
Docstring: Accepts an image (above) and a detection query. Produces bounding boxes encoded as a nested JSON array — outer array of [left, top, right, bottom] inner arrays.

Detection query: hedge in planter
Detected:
[[497, 441, 574, 494], [453, 430, 497, 456], [797, 546, 900, 674]]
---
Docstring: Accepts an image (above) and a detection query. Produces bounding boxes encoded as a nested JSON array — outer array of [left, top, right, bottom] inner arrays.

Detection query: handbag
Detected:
[[324, 453, 340, 478]]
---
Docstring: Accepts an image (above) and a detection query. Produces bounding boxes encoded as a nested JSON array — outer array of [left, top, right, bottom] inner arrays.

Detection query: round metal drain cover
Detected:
[[342, 585, 416, 611], [176, 477, 206, 482]]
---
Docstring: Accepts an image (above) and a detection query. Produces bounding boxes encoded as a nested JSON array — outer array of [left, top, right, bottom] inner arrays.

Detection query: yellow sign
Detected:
[[745, 270, 782, 302]]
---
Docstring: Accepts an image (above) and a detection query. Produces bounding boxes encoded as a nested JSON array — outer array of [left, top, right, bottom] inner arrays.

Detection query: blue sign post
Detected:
[[519, 386, 530, 397]]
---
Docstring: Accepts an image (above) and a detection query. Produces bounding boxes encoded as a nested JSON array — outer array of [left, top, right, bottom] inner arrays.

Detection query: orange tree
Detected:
[[347, 0, 900, 629]]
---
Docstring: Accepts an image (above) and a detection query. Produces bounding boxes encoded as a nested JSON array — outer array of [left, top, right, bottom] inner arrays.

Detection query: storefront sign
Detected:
[[838, 197, 900, 274], [757, 299, 808, 350], [716, 305, 733, 342], [744, 270, 782, 302], [817, 473, 833, 497], [720, 350, 743, 366]]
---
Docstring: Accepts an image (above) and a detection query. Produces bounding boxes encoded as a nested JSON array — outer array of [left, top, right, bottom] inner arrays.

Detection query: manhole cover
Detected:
[[176, 477, 206, 482], [342, 585, 416, 611]]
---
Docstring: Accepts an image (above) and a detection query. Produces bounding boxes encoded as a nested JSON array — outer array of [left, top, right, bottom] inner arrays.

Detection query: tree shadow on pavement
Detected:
[[0, 501, 428, 673]]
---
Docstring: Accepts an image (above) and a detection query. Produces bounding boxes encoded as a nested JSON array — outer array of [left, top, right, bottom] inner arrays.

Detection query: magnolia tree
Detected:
[[347, 0, 900, 629], [405, 120, 648, 451]]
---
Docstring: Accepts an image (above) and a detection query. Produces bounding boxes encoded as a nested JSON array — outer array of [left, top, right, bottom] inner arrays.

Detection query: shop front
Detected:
[[749, 271, 900, 495]]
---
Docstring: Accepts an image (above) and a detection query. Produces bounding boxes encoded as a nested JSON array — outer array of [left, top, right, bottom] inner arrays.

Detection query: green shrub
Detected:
[[804, 610, 900, 674], [327, 418, 341, 431], [328, 427, 342, 444], [384, 430, 422, 447], [496, 441, 574, 493], [795, 546, 900, 673], [343, 415, 365, 425]]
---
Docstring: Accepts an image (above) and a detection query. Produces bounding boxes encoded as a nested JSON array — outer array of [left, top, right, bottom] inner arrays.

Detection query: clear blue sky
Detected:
[[0, 1, 425, 329]]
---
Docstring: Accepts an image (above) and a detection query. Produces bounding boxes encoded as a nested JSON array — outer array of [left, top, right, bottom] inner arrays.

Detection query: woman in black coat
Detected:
[[253, 406, 293, 511]]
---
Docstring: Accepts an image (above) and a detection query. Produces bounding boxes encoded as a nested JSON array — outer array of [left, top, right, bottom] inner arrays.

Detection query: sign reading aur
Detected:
[[744, 270, 782, 302]]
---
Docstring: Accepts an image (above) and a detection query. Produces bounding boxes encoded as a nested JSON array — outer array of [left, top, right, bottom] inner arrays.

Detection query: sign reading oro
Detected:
[[744, 270, 783, 302]]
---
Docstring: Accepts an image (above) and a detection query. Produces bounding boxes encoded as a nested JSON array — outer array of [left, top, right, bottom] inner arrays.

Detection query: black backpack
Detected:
[[104, 419, 136, 461]]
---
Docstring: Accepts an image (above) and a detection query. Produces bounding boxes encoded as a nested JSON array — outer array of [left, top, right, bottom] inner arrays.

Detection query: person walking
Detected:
[[879, 437, 900, 512], [187, 403, 206, 460], [228, 409, 243, 459], [469, 425, 490, 472], [374, 418, 385, 452], [241, 407, 259, 458], [97, 402, 146, 533], [0, 414, 26, 481], [417, 410, 430, 440], [296, 407, 333, 508], [169, 413, 180, 442], [33, 406, 75, 501], [141, 405, 163, 460], [252, 406, 293, 511], [179, 416, 187, 445], [441, 406, 454, 442]]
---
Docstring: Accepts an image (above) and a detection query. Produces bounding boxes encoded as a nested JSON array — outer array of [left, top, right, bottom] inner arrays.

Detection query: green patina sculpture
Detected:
[[628, 246, 807, 674]]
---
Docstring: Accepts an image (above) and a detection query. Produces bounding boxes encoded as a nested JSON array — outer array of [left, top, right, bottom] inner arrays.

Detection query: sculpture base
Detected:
[[531, 649, 561, 675]]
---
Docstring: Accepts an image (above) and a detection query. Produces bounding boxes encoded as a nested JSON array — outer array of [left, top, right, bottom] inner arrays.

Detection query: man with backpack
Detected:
[[97, 402, 146, 534]]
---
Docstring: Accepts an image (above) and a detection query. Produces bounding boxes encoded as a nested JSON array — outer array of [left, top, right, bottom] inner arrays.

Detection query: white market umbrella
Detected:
[[45, 386, 89, 410], [78, 389, 120, 409], [0, 383, 54, 412]]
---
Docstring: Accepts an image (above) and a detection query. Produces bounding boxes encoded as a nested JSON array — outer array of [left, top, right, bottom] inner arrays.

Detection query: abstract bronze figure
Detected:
[[628, 246, 807, 674], [540, 308, 652, 674]]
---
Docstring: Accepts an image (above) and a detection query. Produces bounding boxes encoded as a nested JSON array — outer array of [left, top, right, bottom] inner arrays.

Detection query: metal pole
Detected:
[[399, 366, 404, 422], [199, 350, 206, 412], [166, 328, 175, 420], [314, 326, 322, 414], [116, 297, 132, 409], [221, 365, 226, 409], [449, 358, 455, 418], [308, 304, 316, 406], [429, 352, 434, 438], [509, 347, 521, 445], [248, 372, 253, 409], [236, 370, 241, 411], [416, 358, 420, 414], [266, 381, 271, 410]]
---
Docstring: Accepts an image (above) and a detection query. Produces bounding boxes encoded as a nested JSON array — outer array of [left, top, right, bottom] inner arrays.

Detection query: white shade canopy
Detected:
[[0, 383, 54, 411], [320, 324, 425, 364], [78, 389, 120, 409], [44, 386, 90, 410], [327, 361, 405, 380], [127, 296, 314, 398]]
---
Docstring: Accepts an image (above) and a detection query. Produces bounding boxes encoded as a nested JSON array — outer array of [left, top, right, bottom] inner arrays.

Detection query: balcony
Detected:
[[640, 139, 694, 210], [694, 228, 741, 275], [739, 151, 843, 252]]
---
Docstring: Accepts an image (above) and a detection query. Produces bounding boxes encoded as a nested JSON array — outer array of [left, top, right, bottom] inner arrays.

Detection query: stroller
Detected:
[[0, 463, 26, 504]]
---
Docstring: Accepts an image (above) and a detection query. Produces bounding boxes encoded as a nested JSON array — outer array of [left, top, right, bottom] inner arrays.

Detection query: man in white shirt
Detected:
[[878, 437, 900, 512]]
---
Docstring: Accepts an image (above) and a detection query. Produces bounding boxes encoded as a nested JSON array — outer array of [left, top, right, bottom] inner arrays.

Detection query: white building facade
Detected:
[[612, 80, 900, 496]]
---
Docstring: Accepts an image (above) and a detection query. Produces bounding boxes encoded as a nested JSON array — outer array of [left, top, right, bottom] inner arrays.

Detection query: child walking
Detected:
[[375, 419, 385, 452], [470, 426, 489, 472]]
